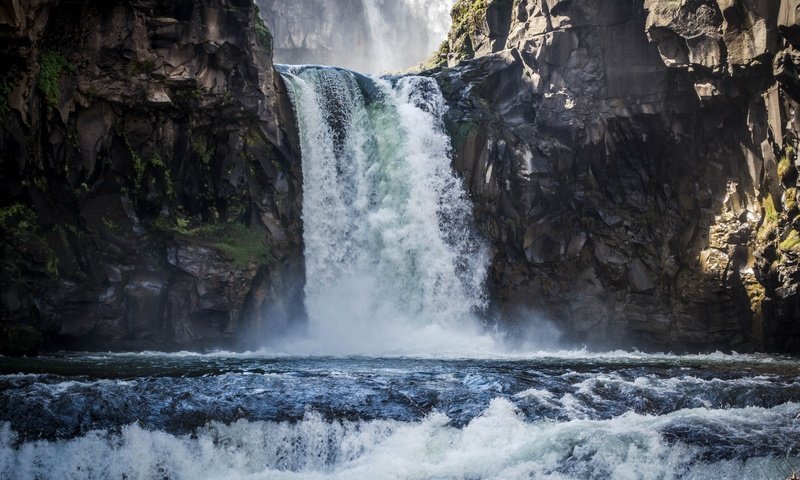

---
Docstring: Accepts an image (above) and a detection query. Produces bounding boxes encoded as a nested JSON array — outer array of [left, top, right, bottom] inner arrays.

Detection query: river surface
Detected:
[[1, 351, 799, 479]]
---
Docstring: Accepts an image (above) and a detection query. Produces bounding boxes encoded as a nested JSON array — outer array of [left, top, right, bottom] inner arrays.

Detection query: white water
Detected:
[[263, 0, 456, 73], [3, 400, 798, 480], [278, 66, 495, 356], [359, 0, 455, 72]]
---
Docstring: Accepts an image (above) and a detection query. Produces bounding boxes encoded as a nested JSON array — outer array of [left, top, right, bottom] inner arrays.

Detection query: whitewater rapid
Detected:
[[1, 353, 799, 479], [277, 65, 493, 355]]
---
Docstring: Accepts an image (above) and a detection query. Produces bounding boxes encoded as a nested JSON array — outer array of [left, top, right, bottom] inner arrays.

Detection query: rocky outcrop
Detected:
[[431, 0, 800, 352], [0, 0, 304, 353]]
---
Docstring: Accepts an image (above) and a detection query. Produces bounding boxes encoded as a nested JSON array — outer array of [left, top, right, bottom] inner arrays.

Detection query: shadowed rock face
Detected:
[[0, 0, 305, 353], [430, 0, 800, 352]]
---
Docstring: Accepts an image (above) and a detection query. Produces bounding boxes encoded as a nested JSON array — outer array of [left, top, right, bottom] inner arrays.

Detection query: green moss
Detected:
[[764, 193, 778, 221], [451, 0, 487, 32], [243, 127, 262, 147], [157, 217, 271, 268], [786, 187, 797, 213], [778, 143, 797, 186], [779, 229, 800, 252], [194, 139, 213, 166], [38, 51, 74, 109], [149, 153, 174, 196], [421, 0, 486, 69], [122, 134, 146, 187], [101, 215, 120, 233], [757, 193, 778, 240], [0, 203, 58, 278], [254, 5, 272, 51], [778, 155, 793, 180], [173, 87, 204, 105], [449, 0, 486, 62]]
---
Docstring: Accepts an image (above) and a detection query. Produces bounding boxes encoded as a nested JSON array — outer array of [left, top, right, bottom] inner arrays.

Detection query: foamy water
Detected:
[[2, 353, 799, 479], [0, 350, 800, 479], [277, 65, 494, 356]]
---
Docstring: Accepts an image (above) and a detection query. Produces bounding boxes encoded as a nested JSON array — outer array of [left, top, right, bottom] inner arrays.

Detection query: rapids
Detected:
[[3, 32, 798, 480], [1, 352, 799, 479]]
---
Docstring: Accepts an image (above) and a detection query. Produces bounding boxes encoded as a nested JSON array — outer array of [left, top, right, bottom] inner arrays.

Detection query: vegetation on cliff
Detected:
[[0, 0, 303, 354]]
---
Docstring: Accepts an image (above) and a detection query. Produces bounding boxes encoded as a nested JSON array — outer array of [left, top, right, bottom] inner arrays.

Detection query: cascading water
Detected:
[[261, 0, 457, 73], [278, 65, 494, 355]]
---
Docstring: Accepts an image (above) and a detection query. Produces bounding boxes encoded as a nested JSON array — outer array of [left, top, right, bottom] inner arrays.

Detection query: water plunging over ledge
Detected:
[[262, 0, 457, 73], [277, 65, 494, 355]]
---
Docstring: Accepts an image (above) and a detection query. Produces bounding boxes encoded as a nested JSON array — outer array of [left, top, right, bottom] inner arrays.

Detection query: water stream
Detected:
[[1, 352, 799, 479], [276, 65, 494, 356]]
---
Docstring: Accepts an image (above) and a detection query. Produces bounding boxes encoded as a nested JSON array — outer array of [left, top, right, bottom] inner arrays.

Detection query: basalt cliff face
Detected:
[[431, 0, 800, 352], [2, 0, 800, 355], [0, 0, 304, 354]]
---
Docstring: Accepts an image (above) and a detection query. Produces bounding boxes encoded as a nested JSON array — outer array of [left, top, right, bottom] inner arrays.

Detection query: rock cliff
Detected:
[[0, 0, 304, 354], [3, 0, 799, 355], [430, 0, 800, 351]]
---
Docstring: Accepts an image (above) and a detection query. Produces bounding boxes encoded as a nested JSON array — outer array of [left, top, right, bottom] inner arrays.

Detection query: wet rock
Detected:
[[434, 0, 800, 352], [0, 0, 305, 351]]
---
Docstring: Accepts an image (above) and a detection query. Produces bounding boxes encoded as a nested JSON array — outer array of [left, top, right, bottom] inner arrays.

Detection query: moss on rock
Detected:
[[38, 51, 74, 109], [157, 217, 272, 269], [0, 204, 58, 279]]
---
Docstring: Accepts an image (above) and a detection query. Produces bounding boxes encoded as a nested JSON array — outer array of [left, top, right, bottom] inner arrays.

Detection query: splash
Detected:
[[3, 400, 798, 479], [278, 65, 493, 355]]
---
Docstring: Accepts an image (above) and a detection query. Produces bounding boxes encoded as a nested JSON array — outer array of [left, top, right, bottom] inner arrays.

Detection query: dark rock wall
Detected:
[[0, 0, 304, 354], [431, 0, 800, 352], [2, 0, 798, 355]]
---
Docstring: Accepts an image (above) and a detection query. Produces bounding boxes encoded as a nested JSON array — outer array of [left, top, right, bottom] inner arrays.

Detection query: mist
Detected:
[[259, 0, 456, 73]]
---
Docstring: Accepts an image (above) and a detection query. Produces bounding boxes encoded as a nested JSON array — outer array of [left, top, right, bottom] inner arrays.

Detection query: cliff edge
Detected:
[[430, 0, 800, 352], [0, 0, 304, 354]]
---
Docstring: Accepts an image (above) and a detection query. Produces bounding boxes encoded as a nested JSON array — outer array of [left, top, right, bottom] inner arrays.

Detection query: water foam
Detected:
[[278, 65, 494, 356], [3, 400, 798, 480]]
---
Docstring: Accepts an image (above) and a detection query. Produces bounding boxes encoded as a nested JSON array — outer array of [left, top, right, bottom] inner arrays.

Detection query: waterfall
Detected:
[[359, 0, 455, 72], [262, 0, 457, 73], [278, 65, 493, 355]]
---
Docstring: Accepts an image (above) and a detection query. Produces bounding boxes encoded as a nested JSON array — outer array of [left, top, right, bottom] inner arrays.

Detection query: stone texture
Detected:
[[0, 0, 305, 353], [431, 0, 800, 352]]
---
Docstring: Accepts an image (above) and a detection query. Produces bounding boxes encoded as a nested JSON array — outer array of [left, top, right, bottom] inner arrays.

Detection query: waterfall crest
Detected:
[[262, 0, 457, 73], [278, 65, 493, 355]]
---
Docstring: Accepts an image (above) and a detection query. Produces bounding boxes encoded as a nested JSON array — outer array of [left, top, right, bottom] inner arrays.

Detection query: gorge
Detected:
[[275, 65, 494, 355], [1, 0, 799, 355], [1, 0, 800, 478]]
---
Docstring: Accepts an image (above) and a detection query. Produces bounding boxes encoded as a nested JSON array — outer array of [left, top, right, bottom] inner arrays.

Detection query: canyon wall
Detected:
[[0, 0, 304, 354], [431, 0, 800, 351], [2, 0, 799, 354]]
